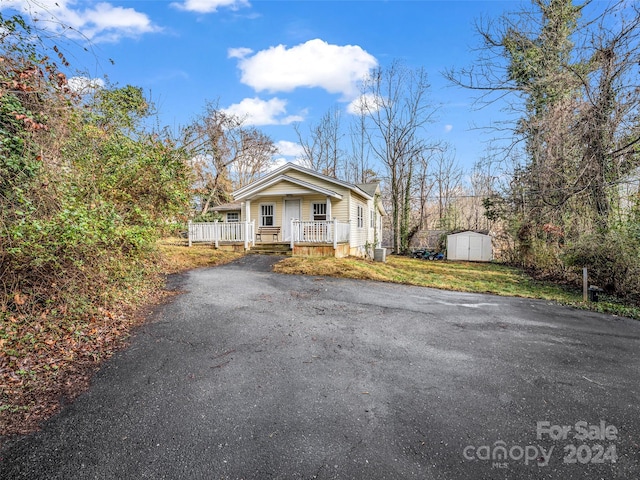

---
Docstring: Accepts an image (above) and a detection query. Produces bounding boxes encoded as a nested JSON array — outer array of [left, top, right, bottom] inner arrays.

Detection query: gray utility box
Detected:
[[374, 248, 387, 263]]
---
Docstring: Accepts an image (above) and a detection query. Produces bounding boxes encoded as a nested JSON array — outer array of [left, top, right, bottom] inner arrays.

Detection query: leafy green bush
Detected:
[[1, 82, 192, 314]]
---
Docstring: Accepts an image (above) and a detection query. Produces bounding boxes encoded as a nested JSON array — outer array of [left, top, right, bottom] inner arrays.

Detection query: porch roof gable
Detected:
[[233, 162, 372, 201], [233, 174, 343, 201]]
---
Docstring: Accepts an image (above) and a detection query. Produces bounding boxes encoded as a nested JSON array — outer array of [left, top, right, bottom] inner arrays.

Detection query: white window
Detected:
[[357, 205, 364, 228], [260, 204, 275, 226], [312, 202, 327, 221], [226, 212, 239, 222]]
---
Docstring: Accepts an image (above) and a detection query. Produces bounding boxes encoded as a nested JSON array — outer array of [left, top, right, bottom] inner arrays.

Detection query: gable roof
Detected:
[[355, 183, 380, 197], [232, 162, 373, 201], [234, 173, 343, 201]]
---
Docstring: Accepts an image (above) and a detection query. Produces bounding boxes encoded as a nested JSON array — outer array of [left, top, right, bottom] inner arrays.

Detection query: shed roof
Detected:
[[447, 230, 491, 237]]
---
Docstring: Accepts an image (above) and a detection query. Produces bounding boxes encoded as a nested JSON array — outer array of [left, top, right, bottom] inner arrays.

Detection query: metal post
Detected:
[[583, 267, 588, 302]]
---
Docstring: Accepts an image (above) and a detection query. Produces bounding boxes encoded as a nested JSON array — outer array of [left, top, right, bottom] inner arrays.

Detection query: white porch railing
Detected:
[[290, 219, 350, 249], [188, 220, 255, 249]]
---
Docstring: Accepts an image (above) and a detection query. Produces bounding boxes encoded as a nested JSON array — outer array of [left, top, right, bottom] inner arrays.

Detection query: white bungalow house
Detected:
[[188, 162, 385, 257]]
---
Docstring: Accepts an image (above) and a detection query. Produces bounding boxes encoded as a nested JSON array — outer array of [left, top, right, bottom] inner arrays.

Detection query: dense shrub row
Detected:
[[0, 15, 192, 433]]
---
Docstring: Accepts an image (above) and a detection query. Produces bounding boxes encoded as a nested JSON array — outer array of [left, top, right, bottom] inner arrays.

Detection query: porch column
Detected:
[[326, 196, 332, 220], [245, 200, 251, 223]]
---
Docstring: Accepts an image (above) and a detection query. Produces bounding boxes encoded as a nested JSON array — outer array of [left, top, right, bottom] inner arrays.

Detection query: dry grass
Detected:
[[274, 255, 640, 319], [274, 255, 580, 302], [157, 238, 243, 274]]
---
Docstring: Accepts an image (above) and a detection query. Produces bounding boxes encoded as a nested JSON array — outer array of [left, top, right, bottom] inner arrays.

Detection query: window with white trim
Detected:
[[260, 204, 274, 226], [357, 205, 364, 228], [226, 212, 239, 222], [312, 202, 327, 221]]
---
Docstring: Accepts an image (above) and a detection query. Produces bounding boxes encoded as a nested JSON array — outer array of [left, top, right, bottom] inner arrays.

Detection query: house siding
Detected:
[[349, 193, 371, 251], [284, 170, 352, 198], [254, 180, 312, 197], [229, 163, 384, 256]]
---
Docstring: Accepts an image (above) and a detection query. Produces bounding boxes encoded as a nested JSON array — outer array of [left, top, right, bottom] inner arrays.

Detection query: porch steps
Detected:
[[249, 243, 293, 256]]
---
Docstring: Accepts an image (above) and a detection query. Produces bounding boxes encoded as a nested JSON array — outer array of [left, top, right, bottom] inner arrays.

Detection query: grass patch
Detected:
[[274, 255, 640, 320], [157, 238, 243, 273]]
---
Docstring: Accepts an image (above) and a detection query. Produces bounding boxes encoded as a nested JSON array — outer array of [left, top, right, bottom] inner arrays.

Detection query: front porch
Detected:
[[187, 220, 350, 257]]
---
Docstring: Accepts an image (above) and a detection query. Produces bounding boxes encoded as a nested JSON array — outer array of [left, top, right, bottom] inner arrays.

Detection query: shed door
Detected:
[[468, 236, 483, 261], [456, 235, 470, 261], [283, 199, 300, 241]]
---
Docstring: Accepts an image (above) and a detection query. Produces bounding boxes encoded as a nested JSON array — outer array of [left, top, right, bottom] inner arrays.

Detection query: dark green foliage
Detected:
[[0, 17, 193, 314]]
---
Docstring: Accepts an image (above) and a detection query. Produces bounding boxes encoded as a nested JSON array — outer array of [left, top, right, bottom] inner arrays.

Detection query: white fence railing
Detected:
[[188, 219, 349, 251], [188, 221, 255, 248], [290, 219, 350, 249]]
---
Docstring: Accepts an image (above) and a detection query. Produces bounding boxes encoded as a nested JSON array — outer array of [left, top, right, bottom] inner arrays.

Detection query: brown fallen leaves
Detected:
[[0, 290, 169, 442]]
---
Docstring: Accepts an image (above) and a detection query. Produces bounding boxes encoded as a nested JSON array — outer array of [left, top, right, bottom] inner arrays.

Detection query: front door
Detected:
[[283, 199, 301, 241]]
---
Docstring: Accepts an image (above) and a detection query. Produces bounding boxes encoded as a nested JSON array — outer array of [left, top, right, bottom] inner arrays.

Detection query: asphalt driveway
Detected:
[[1, 255, 639, 479]]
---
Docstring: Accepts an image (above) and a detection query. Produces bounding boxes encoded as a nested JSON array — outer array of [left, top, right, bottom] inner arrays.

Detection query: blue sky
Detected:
[[2, 0, 524, 170]]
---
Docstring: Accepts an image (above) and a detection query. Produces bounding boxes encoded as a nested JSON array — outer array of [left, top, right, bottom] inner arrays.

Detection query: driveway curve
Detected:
[[1, 255, 639, 479]]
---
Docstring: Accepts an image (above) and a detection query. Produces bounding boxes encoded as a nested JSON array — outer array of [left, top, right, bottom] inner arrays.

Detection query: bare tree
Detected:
[[294, 106, 344, 178], [347, 98, 379, 184], [185, 102, 277, 215], [444, 0, 640, 280], [415, 151, 435, 231], [229, 127, 278, 188], [431, 146, 463, 227], [362, 60, 437, 253]]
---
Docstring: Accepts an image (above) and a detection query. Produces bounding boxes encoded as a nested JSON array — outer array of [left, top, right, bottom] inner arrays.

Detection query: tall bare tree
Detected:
[[294, 106, 344, 178], [445, 0, 640, 294], [361, 61, 437, 252], [347, 98, 379, 184], [185, 103, 277, 215], [431, 147, 464, 228]]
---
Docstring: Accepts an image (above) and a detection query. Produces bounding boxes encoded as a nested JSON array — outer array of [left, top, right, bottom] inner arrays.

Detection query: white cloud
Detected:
[[275, 140, 304, 158], [228, 47, 253, 59], [0, 0, 160, 43], [222, 97, 304, 126], [67, 76, 105, 94], [347, 93, 386, 115], [171, 0, 250, 14], [444, 124, 453, 133], [268, 155, 305, 171], [231, 39, 378, 99]]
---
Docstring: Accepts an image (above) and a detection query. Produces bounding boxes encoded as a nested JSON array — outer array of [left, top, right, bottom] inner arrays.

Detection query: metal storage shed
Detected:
[[446, 231, 493, 262]]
